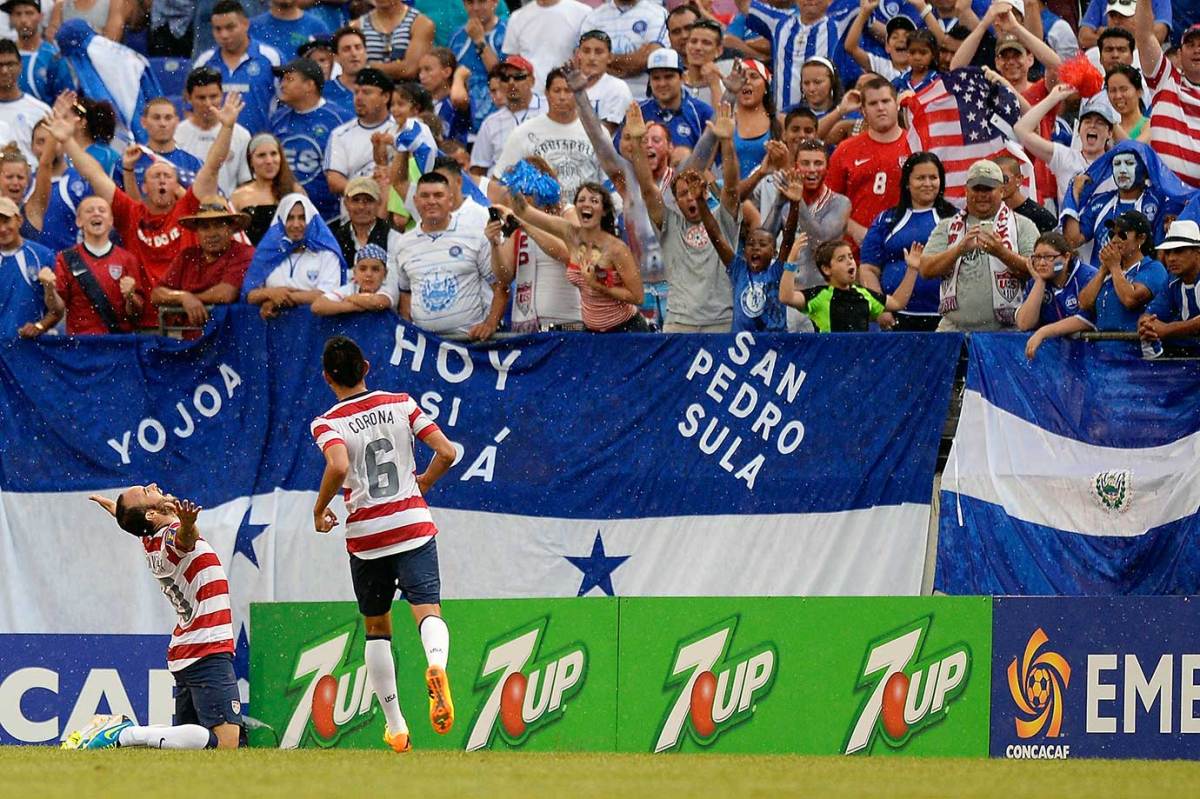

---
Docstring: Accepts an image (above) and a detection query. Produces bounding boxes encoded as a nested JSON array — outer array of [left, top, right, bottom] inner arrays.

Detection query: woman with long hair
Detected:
[[504, 182, 647, 333], [859, 151, 958, 331], [733, 59, 779, 181], [1106, 64, 1150, 143], [354, 0, 434, 81], [231, 134, 303, 246]]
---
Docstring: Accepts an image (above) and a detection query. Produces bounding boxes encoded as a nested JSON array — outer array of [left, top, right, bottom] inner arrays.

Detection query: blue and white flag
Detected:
[[937, 334, 1200, 595], [0, 311, 958, 697], [56, 19, 163, 146]]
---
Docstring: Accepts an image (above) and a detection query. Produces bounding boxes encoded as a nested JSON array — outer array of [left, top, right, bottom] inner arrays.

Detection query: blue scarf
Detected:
[[240, 194, 347, 300]]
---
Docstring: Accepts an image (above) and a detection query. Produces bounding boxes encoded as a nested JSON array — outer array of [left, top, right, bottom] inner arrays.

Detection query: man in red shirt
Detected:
[[46, 91, 245, 287], [151, 197, 254, 327], [41, 195, 150, 335], [826, 77, 911, 245]]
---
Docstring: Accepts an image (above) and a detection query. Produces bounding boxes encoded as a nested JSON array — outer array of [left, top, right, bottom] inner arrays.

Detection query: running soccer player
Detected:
[[62, 486, 242, 750], [311, 335, 457, 753]]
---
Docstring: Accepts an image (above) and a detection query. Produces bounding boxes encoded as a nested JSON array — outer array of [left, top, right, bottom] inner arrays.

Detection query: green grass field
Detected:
[[4, 749, 1199, 798]]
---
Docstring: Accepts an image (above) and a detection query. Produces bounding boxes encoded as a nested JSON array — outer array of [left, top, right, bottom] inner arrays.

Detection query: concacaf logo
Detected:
[[1009, 628, 1071, 739]]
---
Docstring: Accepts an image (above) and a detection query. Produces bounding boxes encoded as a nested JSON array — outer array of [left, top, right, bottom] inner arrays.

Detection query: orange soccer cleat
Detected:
[[383, 727, 412, 753], [425, 665, 454, 735]]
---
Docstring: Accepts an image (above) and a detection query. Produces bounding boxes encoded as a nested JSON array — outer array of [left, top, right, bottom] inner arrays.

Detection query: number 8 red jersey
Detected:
[[311, 391, 442, 559], [825, 131, 911, 232]]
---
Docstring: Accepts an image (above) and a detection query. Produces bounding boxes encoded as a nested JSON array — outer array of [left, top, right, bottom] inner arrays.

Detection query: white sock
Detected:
[[420, 616, 450, 669], [117, 724, 212, 749], [365, 637, 408, 734]]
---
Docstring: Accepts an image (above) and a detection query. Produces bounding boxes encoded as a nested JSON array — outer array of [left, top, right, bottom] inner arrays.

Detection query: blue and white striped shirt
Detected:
[[1167, 278, 1200, 323], [748, 1, 853, 112]]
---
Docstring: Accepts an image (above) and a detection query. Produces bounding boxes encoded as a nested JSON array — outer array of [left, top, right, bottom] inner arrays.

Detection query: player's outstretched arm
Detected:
[[88, 494, 117, 518], [314, 442, 349, 533], [416, 428, 457, 496]]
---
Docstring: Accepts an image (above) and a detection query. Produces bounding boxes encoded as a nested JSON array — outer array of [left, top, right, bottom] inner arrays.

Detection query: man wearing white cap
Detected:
[[616, 48, 712, 160], [920, 158, 1037, 332], [1138, 218, 1200, 343], [1079, 0, 1169, 50]]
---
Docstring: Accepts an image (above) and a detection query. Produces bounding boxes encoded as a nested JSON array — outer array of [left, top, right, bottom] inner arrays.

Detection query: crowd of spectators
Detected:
[[0, 0, 1198, 355]]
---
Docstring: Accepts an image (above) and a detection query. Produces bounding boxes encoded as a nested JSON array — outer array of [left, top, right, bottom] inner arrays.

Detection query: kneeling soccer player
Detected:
[[63, 486, 242, 750], [311, 335, 458, 753]]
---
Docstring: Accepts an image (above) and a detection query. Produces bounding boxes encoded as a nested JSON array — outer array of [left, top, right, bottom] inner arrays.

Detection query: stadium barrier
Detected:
[[240, 596, 1200, 759]]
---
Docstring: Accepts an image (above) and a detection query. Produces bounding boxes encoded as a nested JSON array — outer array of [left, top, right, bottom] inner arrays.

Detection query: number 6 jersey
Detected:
[[311, 391, 442, 560], [143, 522, 235, 672]]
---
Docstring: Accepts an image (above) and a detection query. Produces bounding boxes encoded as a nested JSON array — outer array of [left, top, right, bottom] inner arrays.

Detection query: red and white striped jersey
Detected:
[[1147, 54, 1200, 188], [311, 390, 441, 560], [143, 522, 234, 672]]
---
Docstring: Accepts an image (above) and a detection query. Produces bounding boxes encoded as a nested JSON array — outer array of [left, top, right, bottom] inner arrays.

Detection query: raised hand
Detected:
[[172, 499, 201, 528], [623, 101, 647, 139], [1050, 82, 1077, 102], [764, 139, 791, 171], [561, 59, 589, 92], [484, 218, 503, 244], [904, 242, 925, 270], [677, 168, 706, 200], [1098, 240, 1123, 272], [721, 59, 747, 95], [839, 89, 863, 114], [778, 170, 805, 203], [465, 16, 484, 44], [215, 91, 244, 128], [122, 144, 142, 171], [88, 494, 118, 518], [707, 102, 735, 140], [47, 103, 78, 143]]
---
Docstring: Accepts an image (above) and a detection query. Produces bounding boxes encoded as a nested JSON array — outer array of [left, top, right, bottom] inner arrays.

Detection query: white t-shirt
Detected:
[[586, 73, 635, 126], [502, 0, 593, 91], [393, 218, 496, 334], [324, 116, 399, 183], [470, 96, 547, 171], [0, 94, 50, 165], [581, 0, 668, 98], [492, 114, 606, 202], [175, 118, 252, 198], [1049, 142, 1091, 214], [262, 248, 343, 291]]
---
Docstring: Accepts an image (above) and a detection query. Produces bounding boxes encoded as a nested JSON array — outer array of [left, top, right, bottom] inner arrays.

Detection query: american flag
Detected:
[[902, 68, 1032, 203]]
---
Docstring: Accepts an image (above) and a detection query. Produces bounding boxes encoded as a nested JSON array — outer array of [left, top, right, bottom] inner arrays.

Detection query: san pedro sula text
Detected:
[[680, 332, 808, 491]]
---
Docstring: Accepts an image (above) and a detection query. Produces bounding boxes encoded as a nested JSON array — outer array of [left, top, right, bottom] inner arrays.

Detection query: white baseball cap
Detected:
[[646, 48, 684, 73], [1106, 0, 1135, 18]]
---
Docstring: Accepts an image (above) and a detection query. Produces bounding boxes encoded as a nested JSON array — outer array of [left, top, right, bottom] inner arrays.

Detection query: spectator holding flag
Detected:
[[270, 57, 352, 221], [1136, 0, 1200, 189]]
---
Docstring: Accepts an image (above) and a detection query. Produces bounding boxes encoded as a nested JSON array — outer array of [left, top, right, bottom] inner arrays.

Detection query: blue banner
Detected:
[[0, 634, 172, 745], [937, 334, 1200, 596], [991, 597, 1200, 760]]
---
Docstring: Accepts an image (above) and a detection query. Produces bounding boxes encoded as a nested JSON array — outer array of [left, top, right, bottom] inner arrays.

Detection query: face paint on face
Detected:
[[1112, 153, 1138, 191]]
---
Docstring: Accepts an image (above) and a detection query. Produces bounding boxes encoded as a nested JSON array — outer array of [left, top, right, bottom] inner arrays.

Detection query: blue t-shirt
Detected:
[[730, 256, 787, 332], [614, 96, 714, 153], [38, 169, 92, 252], [270, 100, 352, 220], [449, 20, 507, 134], [249, 12, 330, 59], [1166, 277, 1199, 323], [1076, 193, 1171, 266], [733, 129, 768, 181], [1083, 258, 1170, 331], [415, 0, 509, 48], [323, 78, 355, 118], [0, 239, 57, 335], [113, 148, 204, 190], [194, 40, 283, 135], [860, 206, 945, 315], [1081, 0, 1170, 29], [1025, 261, 1098, 327], [19, 42, 74, 105]]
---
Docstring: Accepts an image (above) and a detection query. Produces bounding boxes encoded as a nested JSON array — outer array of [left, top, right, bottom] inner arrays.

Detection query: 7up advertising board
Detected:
[[617, 597, 991, 756], [250, 599, 617, 750]]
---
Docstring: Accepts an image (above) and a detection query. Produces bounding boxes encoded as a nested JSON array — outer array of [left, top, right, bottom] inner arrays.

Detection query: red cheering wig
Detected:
[[1059, 54, 1104, 98]]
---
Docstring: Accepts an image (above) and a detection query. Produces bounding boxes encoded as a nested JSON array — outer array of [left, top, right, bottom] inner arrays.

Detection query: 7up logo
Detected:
[[844, 616, 971, 754], [280, 622, 375, 749], [465, 617, 586, 751], [654, 617, 776, 753]]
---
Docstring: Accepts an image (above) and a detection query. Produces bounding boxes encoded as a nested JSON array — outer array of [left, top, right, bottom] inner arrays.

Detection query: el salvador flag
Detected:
[[56, 19, 163, 147], [936, 334, 1200, 596]]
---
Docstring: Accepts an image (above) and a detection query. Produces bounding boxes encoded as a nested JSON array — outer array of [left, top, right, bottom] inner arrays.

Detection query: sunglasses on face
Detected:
[[497, 73, 528, 83]]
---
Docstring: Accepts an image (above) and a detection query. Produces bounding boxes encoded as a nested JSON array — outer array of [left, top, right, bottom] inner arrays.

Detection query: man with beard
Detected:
[[47, 91, 244, 288], [920, 159, 1037, 332]]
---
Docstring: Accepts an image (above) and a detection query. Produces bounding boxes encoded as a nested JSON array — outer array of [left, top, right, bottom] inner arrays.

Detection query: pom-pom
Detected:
[[1059, 54, 1104, 98], [499, 160, 561, 208]]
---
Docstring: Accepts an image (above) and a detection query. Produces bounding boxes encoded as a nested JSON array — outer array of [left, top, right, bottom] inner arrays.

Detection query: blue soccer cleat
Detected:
[[80, 715, 133, 749]]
